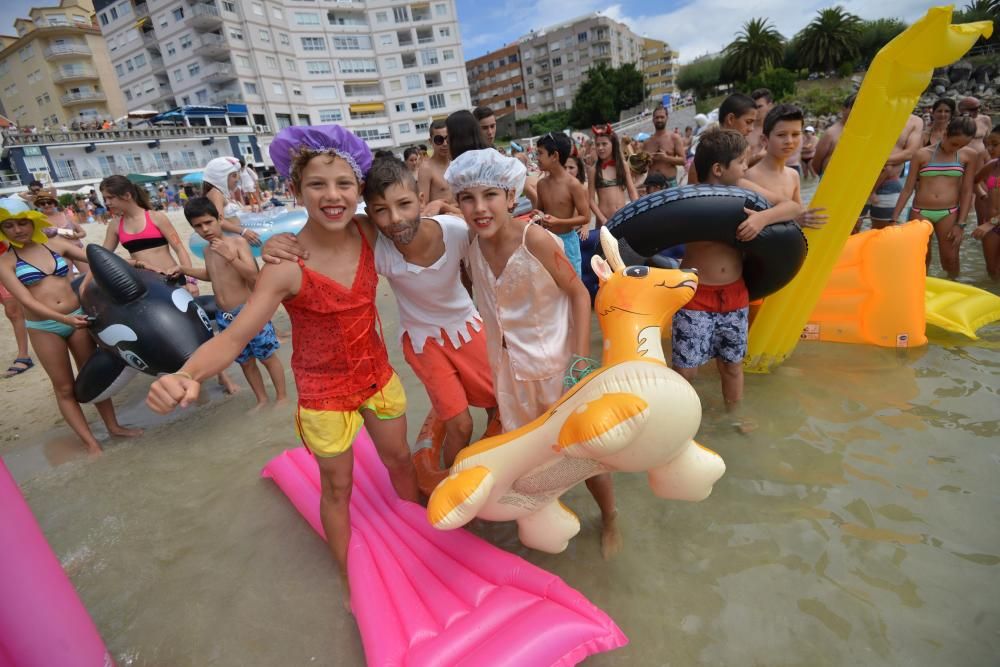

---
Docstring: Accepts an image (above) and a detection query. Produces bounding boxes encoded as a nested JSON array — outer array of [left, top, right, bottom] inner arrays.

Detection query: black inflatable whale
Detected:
[[73, 245, 215, 403]]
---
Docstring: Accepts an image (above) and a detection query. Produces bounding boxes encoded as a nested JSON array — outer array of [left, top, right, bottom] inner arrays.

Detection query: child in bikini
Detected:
[[971, 124, 1000, 279], [893, 116, 979, 279], [444, 149, 623, 559], [146, 125, 419, 610]]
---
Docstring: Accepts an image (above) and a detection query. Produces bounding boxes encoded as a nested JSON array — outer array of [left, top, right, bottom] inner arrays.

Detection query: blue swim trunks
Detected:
[[861, 177, 903, 221], [215, 304, 280, 364], [556, 230, 582, 278], [671, 307, 748, 367]]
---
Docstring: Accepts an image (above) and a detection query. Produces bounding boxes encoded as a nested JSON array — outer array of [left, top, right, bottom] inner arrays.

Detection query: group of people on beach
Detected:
[[0, 89, 996, 617]]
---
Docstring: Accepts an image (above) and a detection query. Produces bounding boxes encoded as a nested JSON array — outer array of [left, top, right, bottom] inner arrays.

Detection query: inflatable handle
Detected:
[[745, 7, 993, 372], [85, 244, 147, 304]]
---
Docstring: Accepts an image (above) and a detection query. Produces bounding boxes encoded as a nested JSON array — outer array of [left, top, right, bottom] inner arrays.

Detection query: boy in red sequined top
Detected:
[[146, 125, 419, 611]]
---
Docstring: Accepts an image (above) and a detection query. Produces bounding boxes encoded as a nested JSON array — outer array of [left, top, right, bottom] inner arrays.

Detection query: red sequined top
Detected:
[[282, 228, 392, 410]]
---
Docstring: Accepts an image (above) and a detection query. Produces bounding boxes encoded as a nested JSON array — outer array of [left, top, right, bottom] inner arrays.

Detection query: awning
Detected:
[[344, 80, 379, 87], [349, 103, 385, 114], [126, 173, 167, 184]]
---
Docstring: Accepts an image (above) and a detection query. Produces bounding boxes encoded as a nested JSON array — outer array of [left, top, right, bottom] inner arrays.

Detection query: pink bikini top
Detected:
[[118, 211, 168, 253]]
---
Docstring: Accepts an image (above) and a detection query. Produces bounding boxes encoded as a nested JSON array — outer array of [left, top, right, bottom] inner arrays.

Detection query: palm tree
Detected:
[[723, 18, 785, 82], [795, 6, 863, 73]]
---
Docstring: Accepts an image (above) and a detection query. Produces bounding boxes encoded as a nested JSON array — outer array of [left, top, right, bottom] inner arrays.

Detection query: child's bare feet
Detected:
[[246, 402, 267, 415], [600, 511, 623, 561], [218, 373, 240, 395], [109, 425, 143, 438], [273, 397, 290, 408], [339, 573, 353, 614]]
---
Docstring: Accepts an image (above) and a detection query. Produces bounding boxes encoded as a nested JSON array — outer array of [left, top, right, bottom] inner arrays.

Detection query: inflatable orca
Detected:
[[73, 245, 215, 403]]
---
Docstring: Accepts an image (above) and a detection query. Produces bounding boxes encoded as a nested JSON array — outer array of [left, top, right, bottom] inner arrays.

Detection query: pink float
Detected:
[[262, 430, 627, 666], [0, 461, 112, 667]]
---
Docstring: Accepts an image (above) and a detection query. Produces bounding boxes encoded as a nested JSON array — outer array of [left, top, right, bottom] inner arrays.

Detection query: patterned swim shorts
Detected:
[[671, 307, 749, 368], [215, 304, 281, 365]]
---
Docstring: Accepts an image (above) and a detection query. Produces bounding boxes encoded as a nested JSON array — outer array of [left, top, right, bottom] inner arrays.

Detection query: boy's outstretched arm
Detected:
[[736, 200, 804, 241], [146, 262, 296, 413]]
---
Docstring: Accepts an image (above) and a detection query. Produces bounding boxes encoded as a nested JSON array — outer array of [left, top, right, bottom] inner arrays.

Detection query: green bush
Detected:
[[58, 193, 76, 208], [791, 84, 855, 116]]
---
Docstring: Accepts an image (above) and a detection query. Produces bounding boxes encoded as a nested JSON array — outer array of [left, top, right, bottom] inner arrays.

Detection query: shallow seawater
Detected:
[[7, 181, 1000, 666]]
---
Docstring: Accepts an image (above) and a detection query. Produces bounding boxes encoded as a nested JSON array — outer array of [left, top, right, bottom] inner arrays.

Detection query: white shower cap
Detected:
[[444, 149, 526, 198]]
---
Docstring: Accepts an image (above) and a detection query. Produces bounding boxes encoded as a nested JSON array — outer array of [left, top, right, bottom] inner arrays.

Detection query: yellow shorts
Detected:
[[295, 373, 407, 458]]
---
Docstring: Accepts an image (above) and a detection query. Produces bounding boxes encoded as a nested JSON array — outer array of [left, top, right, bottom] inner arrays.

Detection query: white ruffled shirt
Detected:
[[374, 214, 481, 353]]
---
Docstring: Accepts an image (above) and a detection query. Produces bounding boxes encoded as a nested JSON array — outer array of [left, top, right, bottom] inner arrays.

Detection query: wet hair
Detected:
[[403, 146, 421, 160], [472, 105, 495, 121], [429, 119, 447, 135], [419, 144, 428, 152], [100, 174, 151, 210], [446, 109, 489, 159], [365, 155, 418, 201], [693, 129, 748, 182], [763, 103, 804, 136], [594, 130, 627, 188], [932, 97, 957, 117], [183, 196, 220, 223], [719, 93, 755, 126], [751, 88, 773, 104], [568, 155, 587, 184], [536, 131, 572, 165], [28, 180, 43, 189], [373, 149, 394, 159], [946, 116, 977, 138], [644, 171, 669, 191]]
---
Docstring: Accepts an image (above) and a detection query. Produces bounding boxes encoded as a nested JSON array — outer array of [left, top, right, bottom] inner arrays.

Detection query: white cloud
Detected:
[[608, 0, 936, 63]]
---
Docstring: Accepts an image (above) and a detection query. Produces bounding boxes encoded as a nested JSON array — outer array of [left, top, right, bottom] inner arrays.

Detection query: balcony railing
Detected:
[[61, 90, 107, 104], [1, 124, 272, 148], [53, 66, 98, 82], [44, 43, 91, 58]]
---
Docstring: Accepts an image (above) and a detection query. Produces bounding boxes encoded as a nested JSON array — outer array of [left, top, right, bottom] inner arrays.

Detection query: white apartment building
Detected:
[[92, 0, 471, 151]]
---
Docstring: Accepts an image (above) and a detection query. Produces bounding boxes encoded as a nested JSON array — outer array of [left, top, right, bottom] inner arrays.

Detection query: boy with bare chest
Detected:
[[534, 132, 591, 276]]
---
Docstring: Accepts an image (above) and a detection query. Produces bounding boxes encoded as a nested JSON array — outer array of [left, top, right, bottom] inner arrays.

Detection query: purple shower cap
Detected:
[[269, 124, 373, 181]]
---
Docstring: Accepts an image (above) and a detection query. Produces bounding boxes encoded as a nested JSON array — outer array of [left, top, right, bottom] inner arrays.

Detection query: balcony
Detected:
[[189, 4, 223, 31], [194, 33, 229, 59], [52, 65, 98, 83], [61, 90, 107, 105], [396, 30, 413, 46], [411, 4, 432, 21], [204, 63, 236, 83], [150, 55, 166, 74], [44, 43, 91, 58], [416, 28, 433, 44], [142, 31, 160, 52]]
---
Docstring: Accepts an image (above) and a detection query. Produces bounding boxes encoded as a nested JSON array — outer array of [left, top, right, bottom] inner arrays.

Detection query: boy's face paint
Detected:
[[295, 155, 359, 232], [456, 186, 515, 239], [188, 214, 223, 241], [367, 183, 422, 246], [766, 120, 803, 159]]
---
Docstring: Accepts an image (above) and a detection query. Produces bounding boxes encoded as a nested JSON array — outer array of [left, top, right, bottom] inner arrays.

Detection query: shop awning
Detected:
[[349, 103, 385, 113]]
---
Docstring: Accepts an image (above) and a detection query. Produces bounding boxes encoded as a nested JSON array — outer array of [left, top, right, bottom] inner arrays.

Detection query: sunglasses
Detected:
[[432, 134, 448, 146]]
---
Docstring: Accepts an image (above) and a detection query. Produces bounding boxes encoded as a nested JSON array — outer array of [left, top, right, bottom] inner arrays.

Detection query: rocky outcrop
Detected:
[[920, 59, 1000, 113]]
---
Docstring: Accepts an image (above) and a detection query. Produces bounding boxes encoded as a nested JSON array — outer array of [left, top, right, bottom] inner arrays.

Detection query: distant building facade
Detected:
[[466, 44, 524, 119], [642, 37, 678, 103]]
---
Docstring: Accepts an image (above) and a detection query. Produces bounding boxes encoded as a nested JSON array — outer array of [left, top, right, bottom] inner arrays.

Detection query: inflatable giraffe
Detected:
[[427, 228, 727, 553]]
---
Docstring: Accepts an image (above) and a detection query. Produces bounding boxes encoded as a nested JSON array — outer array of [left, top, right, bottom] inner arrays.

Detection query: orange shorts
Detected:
[[402, 323, 496, 421], [685, 278, 749, 313]]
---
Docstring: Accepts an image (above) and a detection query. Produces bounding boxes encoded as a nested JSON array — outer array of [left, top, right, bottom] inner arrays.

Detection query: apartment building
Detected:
[[642, 37, 678, 103], [517, 13, 643, 115], [0, 0, 126, 129], [93, 0, 471, 151], [466, 44, 524, 118]]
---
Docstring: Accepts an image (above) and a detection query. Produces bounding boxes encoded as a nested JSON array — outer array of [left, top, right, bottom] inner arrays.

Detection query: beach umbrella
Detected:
[[182, 172, 203, 184], [635, 132, 651, 142]]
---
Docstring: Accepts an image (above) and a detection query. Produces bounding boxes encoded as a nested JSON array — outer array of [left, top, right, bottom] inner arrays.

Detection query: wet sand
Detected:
[[2, 200, 1000, 666]]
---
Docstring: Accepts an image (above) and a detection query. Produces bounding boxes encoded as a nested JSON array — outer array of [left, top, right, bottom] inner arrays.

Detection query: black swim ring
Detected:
[[604, 184, 808, 300]]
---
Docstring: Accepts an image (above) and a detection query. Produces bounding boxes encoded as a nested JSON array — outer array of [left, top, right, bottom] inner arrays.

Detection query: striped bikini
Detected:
[[14, 245, 83, 338], [911, 143, 964, 224]]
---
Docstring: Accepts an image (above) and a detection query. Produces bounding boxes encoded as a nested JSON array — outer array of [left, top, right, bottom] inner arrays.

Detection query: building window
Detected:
[[333, 35, 372, 50], [429, 93, 445, 109], [319, 109, 343, 122], [229, 28, 243, 41], [415, 121, 428, 132], [223, 1, 237, 13], [389, 79, 402, 92], [272, 83, 284, 95], [134, 53, 146, 67], [338, 58, 377, 74], [172, 8, 184, 20], [438, 27, 450, 38], [265, 56, 278, 69], [376, 11, 388, 23], [19, 45, 34, 61], [295, 12, 320, 25], [445, 71, 458, 84], [173, 68, 182, 81], [272, 8, 282, 19], [406, 74, 421, 90], [236, 55, 251, 67], [115, 64, 124, 76], [578, 32, 587, 42], [394, 102, 405, 112], [99, 13, 108, 25], [252, 2, 264, 15], [259, 30, 271, 42], [420, 48, 438, 66], [306, 60, 332, 74], [244, 82, 258, 95], [195, 89, 208, 103], [165, 41, 176, 56], [526, 66, 532, 75], [393, 7, 409, 23], [313, 85, 338, 100], [180, 34, 193, 48], [301, 37, 326, 51], [399, 122, 411, 133], [384, 56, 399, 70], [435, 3, 447, 16], [410, 101, 425, 112], [188, 63, 200, 76], [380, 34, 393, 46], [279, 33, 290, 45], [285, 58, 296, 72], [552, 56, 561, 66]]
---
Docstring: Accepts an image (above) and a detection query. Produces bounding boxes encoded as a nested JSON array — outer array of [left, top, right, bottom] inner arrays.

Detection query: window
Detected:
[[445, 71, 458, 84], [384, 56, 399, 70], [438, 27, 450, 38], [375, 11, 388, 23], [244, 82, 258, 95], [115, 64, 125, 77], [99, 13, 108, 25], [236, 55, 251, 67], [443, 49, 454, 61], [333, 35, 372, 50], [252, 2, 263, 15], [406, 74, 421, 90], [394, 102, 405, 112], [265, 56, 278, 70], [338, 58, 377, 74], [272, 7, 283, 19], [389, 79, 402, 92], [355, 128, 391, 142], [172, 8, 184, 20], [223, 1, 237, 13], [195, 89, 208, 103], [159, 14, 169, 28], [313, 86, 338, 100], [399, 122, 411, 133], [126, 59, 135, 72], [279, 33, 290, 46], [578, 32, 587, 42], [450, 92, 461, 104], [552, 56, 561, 66], [555, 87, 565, 97], [173, 68, 182, 81], [285, 58, 296, 72], [19, 45, 34, 61], [410, 101, 425, 112], [526, 66, 532, 75], [319, 109, 343, 122], [97, 156, 118, 173], [165, 41, 176, 56], [295, 12, 320, 25], [306, 60, 332, 74], [551, 42, 561, 52], [415, 121, 429, 132], [429, 93, 445, 109], [117, 2, 132, 18], [259, 30, 271, 42], [180, 34, 193, 48], [293, 87, 302, 96], [229, 28, 243, 41], [188, 63, 200, 76], [421, 48, 438, 66], [301, 37, 325, 51], [272, 83, 284, 95], [435, 3, 447, 16], [380, 34, 393, 46], [393, 7, 409, 23], [554, 72, 563, 82], [134, 53, 146, 67], [125, 90, 133, 101], [109, 6, 117, 19]]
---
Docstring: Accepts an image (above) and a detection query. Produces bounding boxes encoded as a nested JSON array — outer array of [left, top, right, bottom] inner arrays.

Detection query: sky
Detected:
[[4, 0, 938, 63]]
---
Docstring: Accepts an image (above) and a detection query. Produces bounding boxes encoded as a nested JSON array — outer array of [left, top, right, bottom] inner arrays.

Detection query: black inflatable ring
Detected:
[[604, 184, 808, 301]]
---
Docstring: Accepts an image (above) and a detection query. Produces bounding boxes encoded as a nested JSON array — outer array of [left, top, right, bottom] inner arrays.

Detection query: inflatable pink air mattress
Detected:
[[262, 429, 627, 666], [0, 461, 113, 667]]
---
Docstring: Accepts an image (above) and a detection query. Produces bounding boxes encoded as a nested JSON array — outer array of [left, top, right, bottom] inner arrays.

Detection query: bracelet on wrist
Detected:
[[172, 370, 194, 381]]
